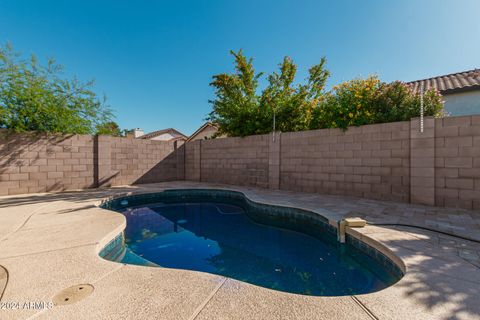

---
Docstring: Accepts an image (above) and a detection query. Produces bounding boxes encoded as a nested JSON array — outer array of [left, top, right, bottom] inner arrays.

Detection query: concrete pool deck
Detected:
[[0, 181, 479, 320]]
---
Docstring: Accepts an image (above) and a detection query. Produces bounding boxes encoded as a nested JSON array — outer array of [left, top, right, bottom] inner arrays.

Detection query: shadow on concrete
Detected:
[[0, 188, 130, 208], [364, 225, 480, 320]]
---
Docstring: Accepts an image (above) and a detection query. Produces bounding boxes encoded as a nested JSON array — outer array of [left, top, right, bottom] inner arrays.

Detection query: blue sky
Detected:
[[1, 0, 479, 135]]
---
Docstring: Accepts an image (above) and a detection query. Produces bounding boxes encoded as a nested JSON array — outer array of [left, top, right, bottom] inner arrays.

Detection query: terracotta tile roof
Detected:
[[139, 128, 187, 140], [407, 69, 480, 94]]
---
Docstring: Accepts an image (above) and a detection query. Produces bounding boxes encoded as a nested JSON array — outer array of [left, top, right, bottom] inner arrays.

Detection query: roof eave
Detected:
[[441, 84, 480, 95]]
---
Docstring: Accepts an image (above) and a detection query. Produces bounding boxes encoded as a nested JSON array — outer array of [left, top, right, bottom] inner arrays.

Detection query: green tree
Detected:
[[260, 56, 329, 133], [208, 50, 329, 137], [95, 121, 122, 136], [208, 50, 263, 137], [0, 43, 113, 134], [209, 51, 445, 136]]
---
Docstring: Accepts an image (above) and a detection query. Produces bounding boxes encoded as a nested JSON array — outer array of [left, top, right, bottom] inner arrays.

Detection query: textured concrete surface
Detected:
[[0, 181, 479, 319], [194, 278, 373, 320]]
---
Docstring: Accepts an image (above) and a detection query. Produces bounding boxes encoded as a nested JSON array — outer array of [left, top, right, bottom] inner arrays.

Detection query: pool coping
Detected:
[[0, 182, 480, 319]]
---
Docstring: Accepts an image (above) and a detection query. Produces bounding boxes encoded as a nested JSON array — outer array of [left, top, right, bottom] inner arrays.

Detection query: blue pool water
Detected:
[[105, 193, 402, 296]]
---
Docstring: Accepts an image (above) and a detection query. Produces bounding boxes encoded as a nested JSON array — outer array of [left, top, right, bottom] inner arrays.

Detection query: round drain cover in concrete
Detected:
[[53, 284, 94, 306]]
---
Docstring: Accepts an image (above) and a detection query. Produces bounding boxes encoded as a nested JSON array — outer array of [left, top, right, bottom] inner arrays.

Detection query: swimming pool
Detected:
[[100, 189, 403, 296]]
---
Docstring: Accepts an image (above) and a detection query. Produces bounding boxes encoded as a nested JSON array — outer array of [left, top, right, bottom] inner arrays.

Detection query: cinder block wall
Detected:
[[184, 114, 480, 210], [0, 131, 95, 195], [185, 140, 201, 181], [280, 122, 410, 202], [2, 114, 479, 210], [105, 136, 178, 186], [434, 115, 480, 209], [0, 131, 179, 196], [197, 134, 270, 188]]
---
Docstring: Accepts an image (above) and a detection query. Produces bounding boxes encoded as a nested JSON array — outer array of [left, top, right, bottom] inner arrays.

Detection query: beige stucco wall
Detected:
[[150, 133, 176, 141], [189, 125, 219, 141], [443, 90, 480, 116]]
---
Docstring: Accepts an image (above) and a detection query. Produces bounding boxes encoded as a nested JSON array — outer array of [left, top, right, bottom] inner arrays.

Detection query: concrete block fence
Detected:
[[0, 131, 178, 195], [0, 132, 96, 195], [184, 115, 480, 210], [1, 114, 479, 210]]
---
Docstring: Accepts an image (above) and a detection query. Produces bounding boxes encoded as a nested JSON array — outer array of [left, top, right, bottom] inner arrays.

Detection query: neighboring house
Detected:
[[407, 69, 480, 116], [187, 122, 224, 142], [138, 128, 187, 145]]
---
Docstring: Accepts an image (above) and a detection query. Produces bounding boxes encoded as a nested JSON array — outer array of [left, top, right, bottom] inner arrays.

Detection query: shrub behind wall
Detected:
[[312, 76, 444, 130]]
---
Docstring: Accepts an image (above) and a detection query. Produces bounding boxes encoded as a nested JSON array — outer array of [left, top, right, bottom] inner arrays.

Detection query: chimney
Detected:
[[126, 128, 144, 139], [133, 128, 144, 138]]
